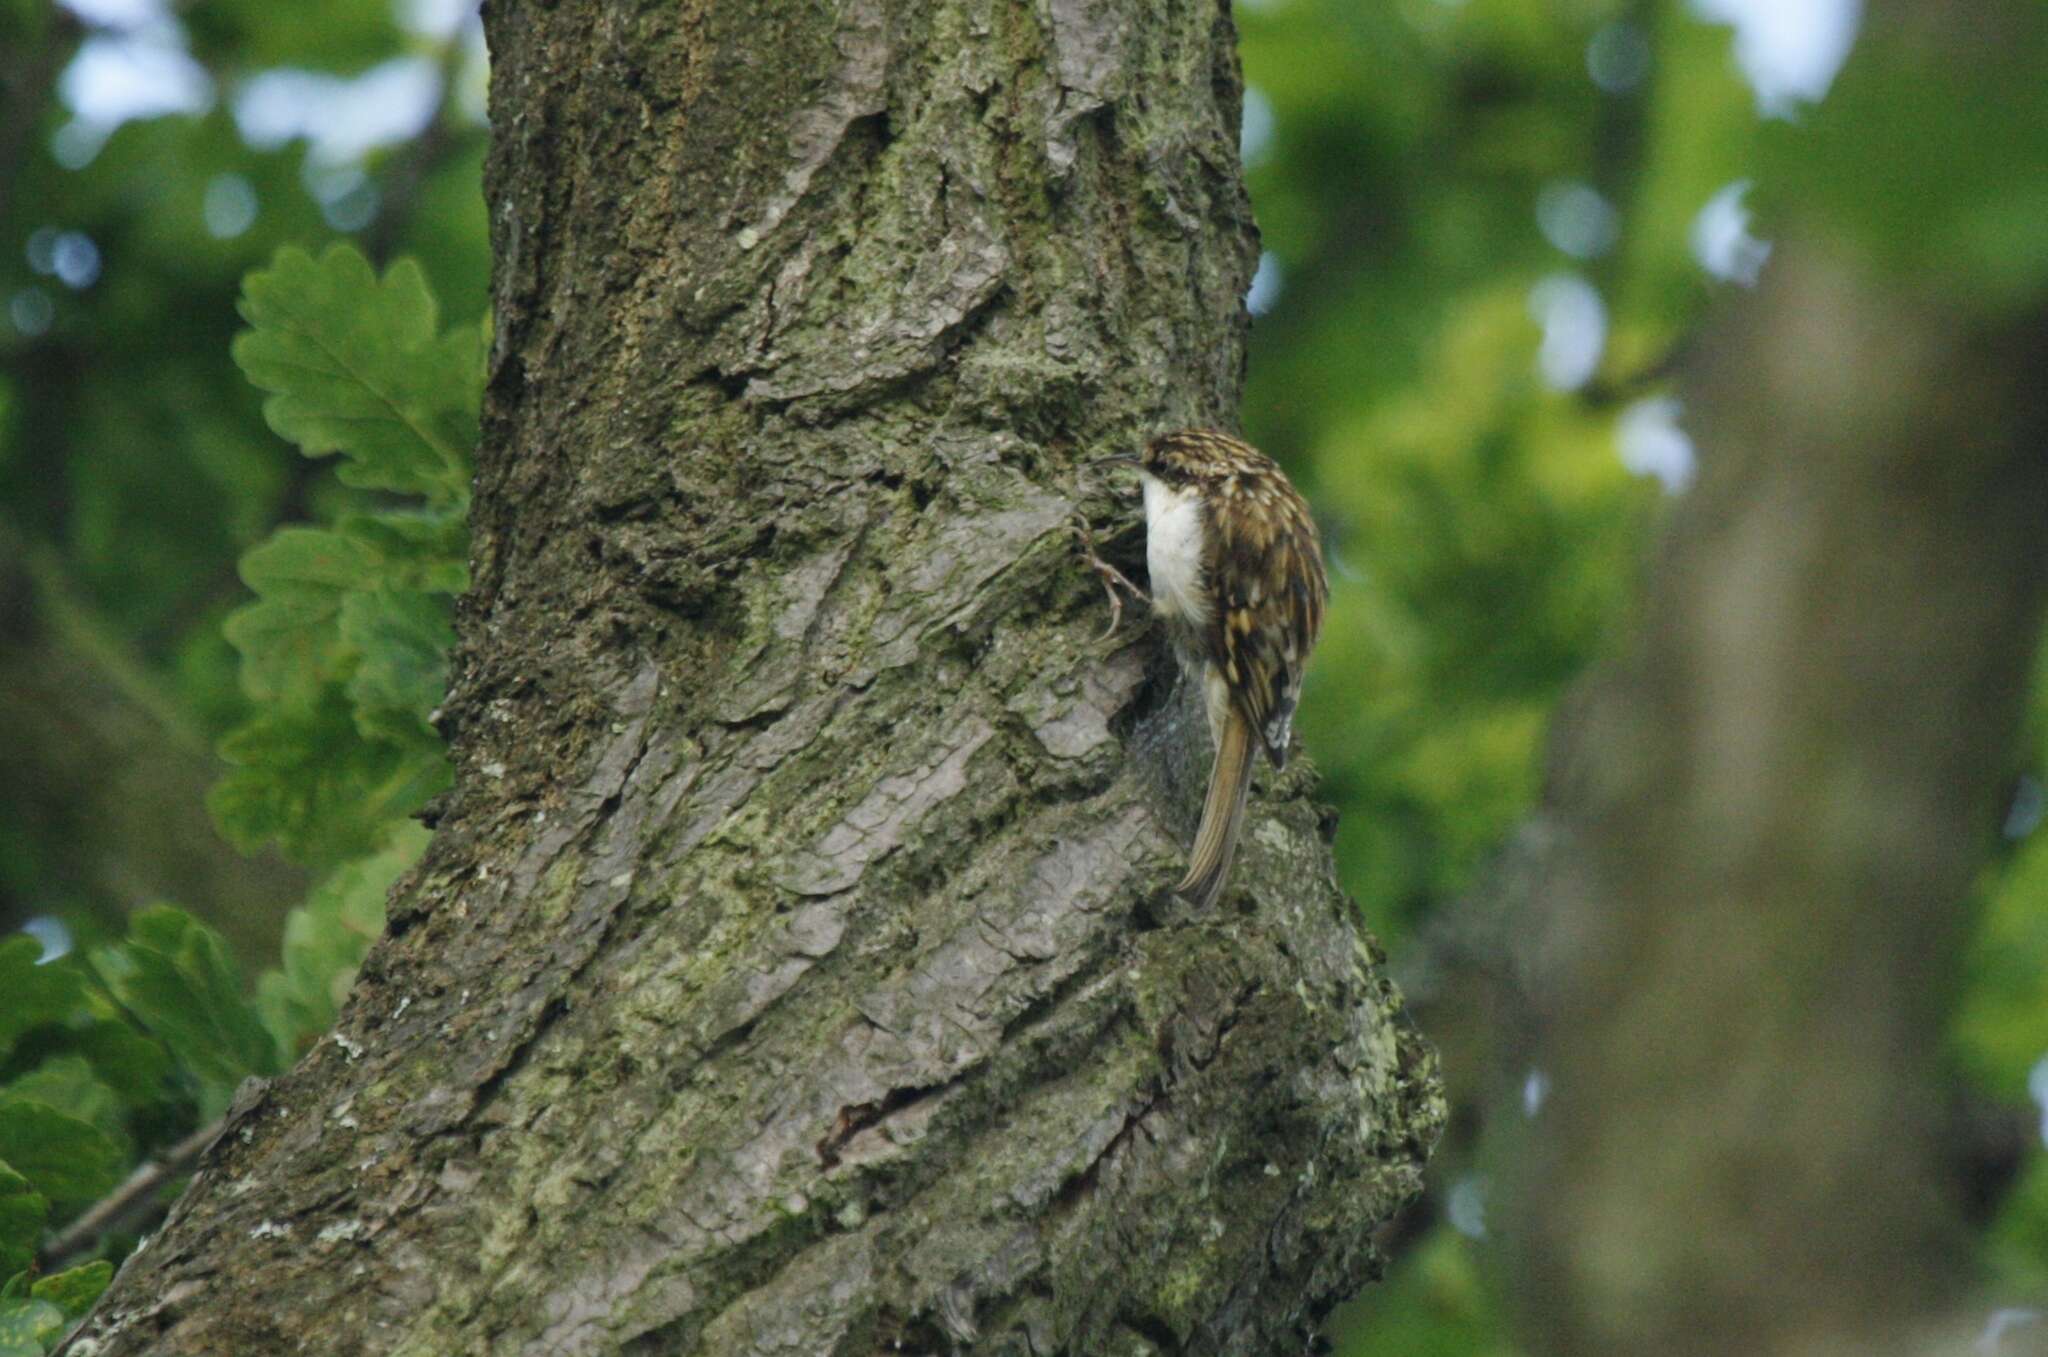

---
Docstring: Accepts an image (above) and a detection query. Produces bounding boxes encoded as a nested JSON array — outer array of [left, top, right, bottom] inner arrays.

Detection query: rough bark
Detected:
[[66, 2, 1441, 1353]]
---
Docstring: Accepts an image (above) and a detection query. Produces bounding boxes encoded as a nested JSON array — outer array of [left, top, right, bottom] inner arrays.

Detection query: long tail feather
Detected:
[[1177, 710, 1257, 908]]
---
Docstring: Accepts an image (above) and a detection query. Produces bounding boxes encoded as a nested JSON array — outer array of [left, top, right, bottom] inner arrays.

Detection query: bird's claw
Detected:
[[1072, 522, 1148, 641]]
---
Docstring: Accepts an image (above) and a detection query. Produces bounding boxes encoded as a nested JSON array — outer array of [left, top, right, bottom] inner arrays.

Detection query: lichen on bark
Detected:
[[64, 2, 1440, 1353]]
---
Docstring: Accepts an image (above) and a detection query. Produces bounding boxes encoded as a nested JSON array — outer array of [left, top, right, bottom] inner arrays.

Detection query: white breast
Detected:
[[1141, 473, 1208, 628]]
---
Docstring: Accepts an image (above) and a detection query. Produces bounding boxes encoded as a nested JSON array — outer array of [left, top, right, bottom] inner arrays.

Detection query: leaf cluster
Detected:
[[0, 244, 469, 1351], [0, 918, 252, 1346], [2, 2, 484, 1341], [211, 244, 481, 869], [0, 818, 420, 1346]]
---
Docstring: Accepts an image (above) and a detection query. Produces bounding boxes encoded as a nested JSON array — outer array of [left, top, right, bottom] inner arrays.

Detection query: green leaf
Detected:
[[209, 688, 449, 869], [231, 244, 480, 508], [335, 509, 469, 595], [89, 908, 279, 1118], [0, 1296, 65, 1355], [257, 826, 427, 1055], [0, 1102, 123, 1207], [0, 939, 82, 1064], [340, 589, 455, 743], [215, 246, 473, 869], [223, 526, 380, 703], [31, 1260, 113, 1321], [0, 1058, 124, 1153], [0, 1166, 47, 1281], [72, 1023, 171, 1112], [222, 510, 468, 709]]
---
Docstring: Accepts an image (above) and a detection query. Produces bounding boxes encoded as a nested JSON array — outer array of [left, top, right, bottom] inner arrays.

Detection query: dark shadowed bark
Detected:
[[65, 2, 1440, 1353]]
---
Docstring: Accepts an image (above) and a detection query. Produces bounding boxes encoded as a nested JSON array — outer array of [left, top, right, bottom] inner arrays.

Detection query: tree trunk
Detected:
[[67, 2, 1441, 1352]]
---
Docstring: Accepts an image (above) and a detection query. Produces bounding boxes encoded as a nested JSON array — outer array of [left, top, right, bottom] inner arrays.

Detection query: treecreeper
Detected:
[[1107, 430, 1329, 907]]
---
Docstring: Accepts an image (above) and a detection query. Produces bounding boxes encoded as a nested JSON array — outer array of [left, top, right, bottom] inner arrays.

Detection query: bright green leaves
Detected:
[[0, 887, 375, 1329], [0, 987, 177, 1312], [213, 245, 479, 869], [1296, 287, 1650, 944], [89, 908, 281, 1120], [0, 1060, 125, 1157], [0, 1296, 67, 1357], [0, 870, 421, 1301], [0, 1260, 112, 1357], [0, 945, 128, 1270], [214, 514, 463, 865], [342, 587, 458, 745], [232, 245, 479, 508], [212, 690, 443, 867], [224, 526, 382, 704], [6, 240, 476, 1324], [28, 1264, 110, 1326], [66, 1024, 170, 1107], [0, 932, 188, 1298], [0, 232, 468, 1357]]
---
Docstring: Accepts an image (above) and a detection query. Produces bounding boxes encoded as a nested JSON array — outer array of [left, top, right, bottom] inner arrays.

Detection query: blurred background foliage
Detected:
[[0, 0, 489, 1341], [0, 0, 489, 973], [1, 0, 2045, 1351], [1235, 0, 2048, 1349]]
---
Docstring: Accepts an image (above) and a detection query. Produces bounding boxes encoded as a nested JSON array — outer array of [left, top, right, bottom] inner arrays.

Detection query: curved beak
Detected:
[[1094, 453, 1141, 470]]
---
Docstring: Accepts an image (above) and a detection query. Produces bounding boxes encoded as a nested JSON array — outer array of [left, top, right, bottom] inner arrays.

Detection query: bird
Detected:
[[1103, 429, 1327, 908]]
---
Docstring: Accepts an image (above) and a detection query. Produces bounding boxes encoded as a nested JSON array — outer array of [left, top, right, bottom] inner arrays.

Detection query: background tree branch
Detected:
[[1501, 241, 2048, 1356], [1486, 3, 2048, 1350]]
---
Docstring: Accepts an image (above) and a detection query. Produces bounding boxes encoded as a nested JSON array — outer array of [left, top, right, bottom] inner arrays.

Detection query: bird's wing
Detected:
[[1203, 472, 1326, 767]]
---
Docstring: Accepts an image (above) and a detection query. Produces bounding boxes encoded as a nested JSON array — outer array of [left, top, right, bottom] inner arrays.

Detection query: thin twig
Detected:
[[38, 1116, 223, 1270]]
